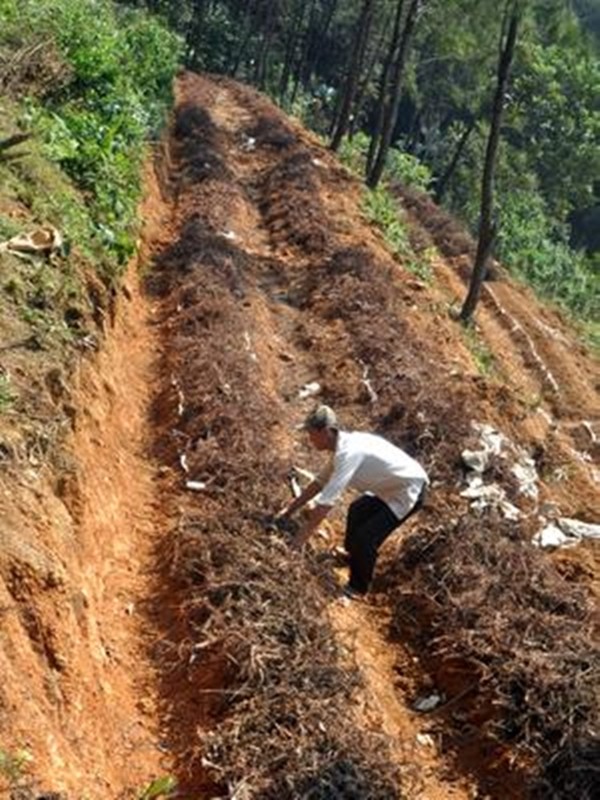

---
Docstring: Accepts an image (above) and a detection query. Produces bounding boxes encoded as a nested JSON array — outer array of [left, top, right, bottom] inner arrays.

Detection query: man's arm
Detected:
[[290, 503, 331, 550], [278, 479, 323, 519]]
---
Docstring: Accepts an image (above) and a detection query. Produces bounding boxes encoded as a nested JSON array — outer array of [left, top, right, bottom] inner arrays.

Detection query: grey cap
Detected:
[[301, 404, 338, 431]]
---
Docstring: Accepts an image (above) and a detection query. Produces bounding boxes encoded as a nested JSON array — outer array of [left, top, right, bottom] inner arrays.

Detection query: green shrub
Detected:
[[386, 145, 433, 192], [338, 135, 432, 192], [0, 748, 32, 785], [363, 187, 413, 257], [3, 0, 181, 271], [338, 131, 371, 175], [0, 373, 16, 412], [497, 188, 599, 324], [363, 186, 432, 280]]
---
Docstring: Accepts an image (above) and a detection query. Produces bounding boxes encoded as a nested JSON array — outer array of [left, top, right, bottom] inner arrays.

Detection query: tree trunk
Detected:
[[303, 0, 339, 87], [460, 5, 519, 323], [330, 0, 375, 151], [367, 0, 423, 189], [290, 0, 317, 105], [255, 2, 277, 88], [278, 1, 306, 101], [349, 12, 392, 137], [366, 0, 405, 175], [434, 117, 476, 203]]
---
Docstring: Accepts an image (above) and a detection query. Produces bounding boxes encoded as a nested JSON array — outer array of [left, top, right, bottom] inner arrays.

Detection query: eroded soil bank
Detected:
[[0, 164, 178, 797]]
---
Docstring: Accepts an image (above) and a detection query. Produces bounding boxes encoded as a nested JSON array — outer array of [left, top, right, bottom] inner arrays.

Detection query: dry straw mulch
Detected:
[[149, 97, 405, 799]]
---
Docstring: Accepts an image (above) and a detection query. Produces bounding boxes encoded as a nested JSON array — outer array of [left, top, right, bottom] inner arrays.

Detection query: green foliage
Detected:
[[0, 747, 33, 787], [138, 775, 177, 800], [362, 186, 432, 280], [386, 145, 432, 192], [0, 373, 17, 412], [339, 133, 432, 192], [509, 41, 600, 219], [363, 187, 412, 257], [1, 0, 181, 271], [0, 214, 20, 240], [461, 324, 496, 376], [497, 187, 600, 325], [280, 86, 330, 139], [190, 2, 237, 72], [338, 131, 371, 175]]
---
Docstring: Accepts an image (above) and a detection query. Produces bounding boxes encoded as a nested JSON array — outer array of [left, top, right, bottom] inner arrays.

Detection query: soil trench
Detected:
[[144, 71, 478, 798], [0, 160, 180, 795]]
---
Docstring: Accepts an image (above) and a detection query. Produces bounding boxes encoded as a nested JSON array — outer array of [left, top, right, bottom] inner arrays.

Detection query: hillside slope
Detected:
[[0, 72, 597, 799]]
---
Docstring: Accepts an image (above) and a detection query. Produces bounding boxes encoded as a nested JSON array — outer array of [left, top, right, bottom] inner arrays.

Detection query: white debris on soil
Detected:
[[533, 518, 600, 549], [413, 692, 443, 713], [298, 380, 321, 399], [462, 424, 600, 549], [0, 225, 63, 259], [460, 478, 521, 520], [485, 285, 560, 393], [241, 135, 256, 152], [186, 480, 207, 492], [171, 374, 185, 417], [415, 733, 436, 748], [243, 331, 258, 362], [460, 422, 539, 519], [358, 359, 378, 404]]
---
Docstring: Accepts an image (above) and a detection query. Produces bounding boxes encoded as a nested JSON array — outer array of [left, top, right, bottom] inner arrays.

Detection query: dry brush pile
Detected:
[[242, 95, 600, 798], [148, 95, 405, 798], [389, 516, 599, 799]]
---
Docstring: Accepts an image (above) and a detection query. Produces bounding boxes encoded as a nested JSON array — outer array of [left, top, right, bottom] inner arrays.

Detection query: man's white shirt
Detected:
[[317, 431, 428, 520]]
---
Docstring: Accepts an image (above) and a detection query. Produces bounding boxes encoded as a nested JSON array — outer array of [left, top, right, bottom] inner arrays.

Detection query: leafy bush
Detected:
[[339, 134, 433, 192], [0, 748, 32, 789], [386, 145, 433, 192], [338, 131, 371, 175], [1, 0, 181, 269], [497, 187, 599, 324], [363, 186, 432, 280], [363, 187, 413, 257], [0, 373, 16, 413]]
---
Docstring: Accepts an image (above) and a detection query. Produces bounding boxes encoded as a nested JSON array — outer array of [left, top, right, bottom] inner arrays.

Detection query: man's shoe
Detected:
[[331, 546, 350, 565], [342, 583, 365, 601]]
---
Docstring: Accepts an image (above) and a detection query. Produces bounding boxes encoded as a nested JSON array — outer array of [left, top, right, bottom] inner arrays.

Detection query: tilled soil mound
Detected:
[[149, 72, 598, 798]]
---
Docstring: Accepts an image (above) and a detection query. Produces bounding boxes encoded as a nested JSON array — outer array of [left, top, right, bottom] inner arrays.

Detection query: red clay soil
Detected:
[[0, 71, 597, 799], [0, 162, 180, 797]]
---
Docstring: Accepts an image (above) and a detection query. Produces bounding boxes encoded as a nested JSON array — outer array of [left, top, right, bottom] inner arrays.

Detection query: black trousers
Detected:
[[344, 490, 425, 595]]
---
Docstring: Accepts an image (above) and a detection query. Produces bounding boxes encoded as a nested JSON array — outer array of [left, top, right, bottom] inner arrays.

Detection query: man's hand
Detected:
[[287, 504, 330, 551], [264, 513, 297, 536]]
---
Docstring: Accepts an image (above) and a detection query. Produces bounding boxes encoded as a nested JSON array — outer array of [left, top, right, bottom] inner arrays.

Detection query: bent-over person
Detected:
[[278, 405, 429, 598]]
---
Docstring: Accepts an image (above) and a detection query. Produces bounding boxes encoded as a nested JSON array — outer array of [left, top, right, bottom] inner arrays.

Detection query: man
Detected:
[[278, 405, 429, 598]]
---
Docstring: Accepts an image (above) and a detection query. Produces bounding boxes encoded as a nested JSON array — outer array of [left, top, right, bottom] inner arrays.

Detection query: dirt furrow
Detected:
[[179, 74, 480, 799]]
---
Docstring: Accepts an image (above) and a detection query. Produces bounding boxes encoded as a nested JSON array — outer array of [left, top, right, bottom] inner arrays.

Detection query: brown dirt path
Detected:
[[0, 160, 178, 796], [175, 71, 478, 799]]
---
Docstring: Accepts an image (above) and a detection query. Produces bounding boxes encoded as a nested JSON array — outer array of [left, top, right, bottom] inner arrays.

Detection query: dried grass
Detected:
[[260, 150, 334, 254], [158, 77, 600, 799], [245, 114, 298, 150], [385, 517, 599, 798], [260, 142, 599, 795], [150, 93, 404, 799]]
